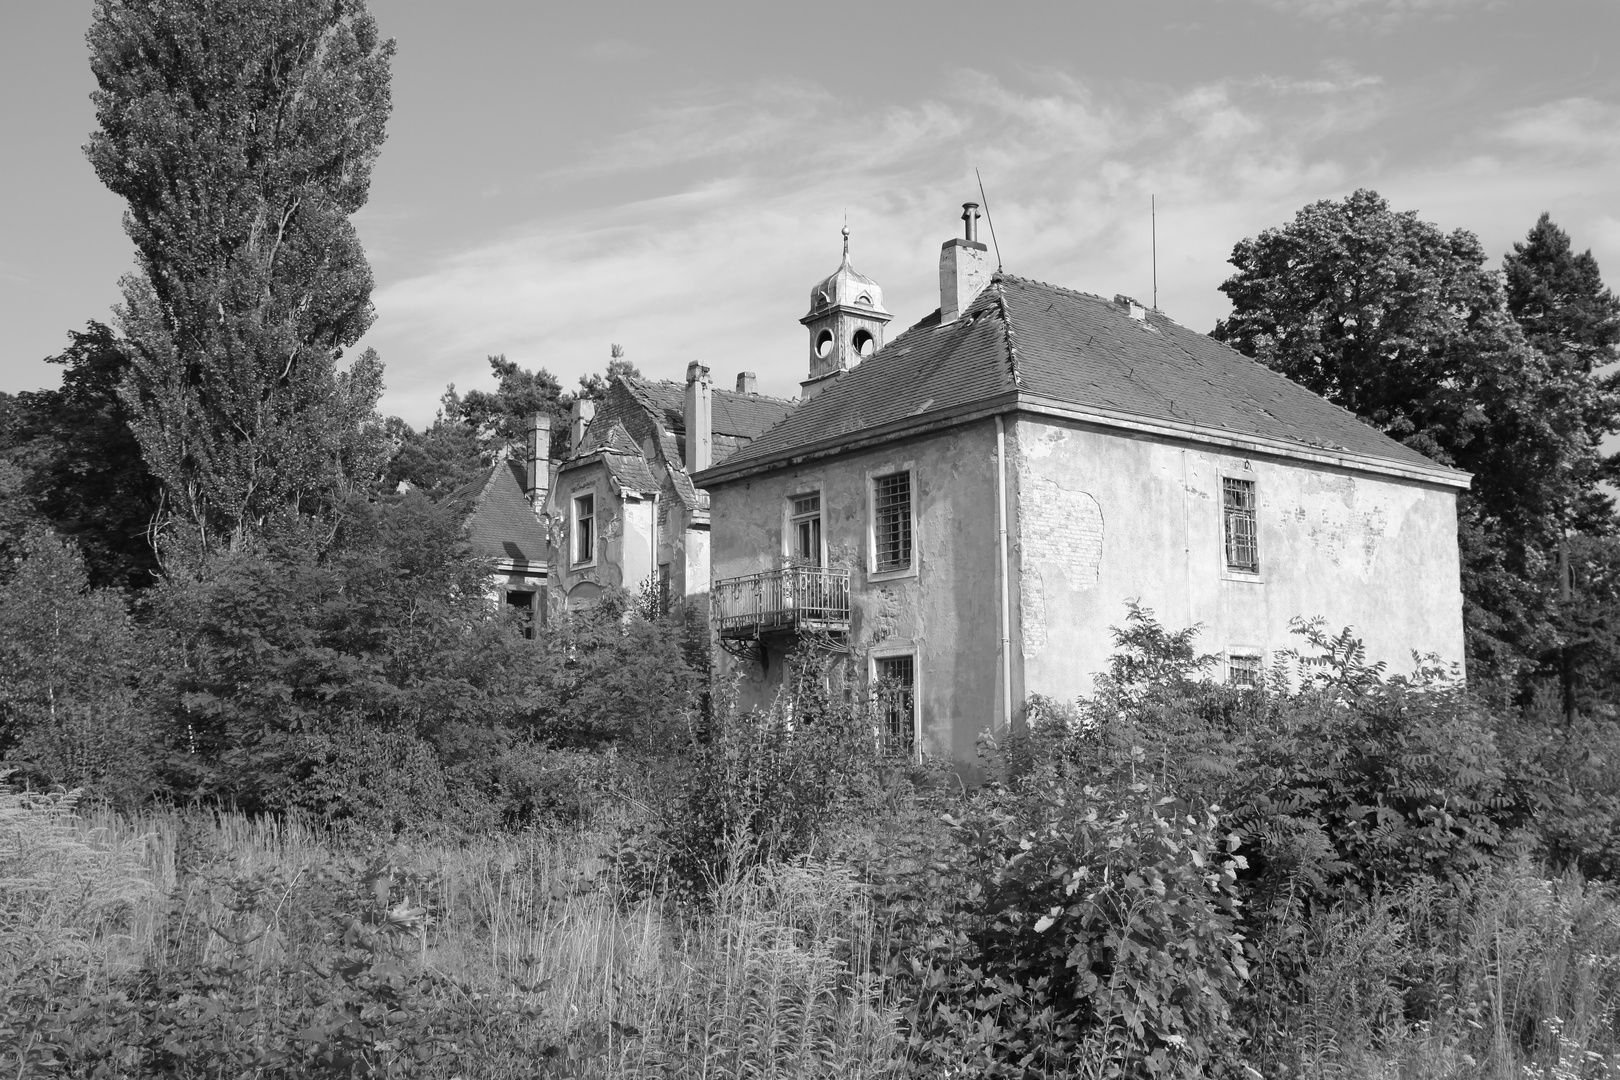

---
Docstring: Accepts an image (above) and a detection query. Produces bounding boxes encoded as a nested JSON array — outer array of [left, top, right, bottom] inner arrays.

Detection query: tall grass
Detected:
[[6, 785, 1620, 1078], [2, 789, 904, 1078]]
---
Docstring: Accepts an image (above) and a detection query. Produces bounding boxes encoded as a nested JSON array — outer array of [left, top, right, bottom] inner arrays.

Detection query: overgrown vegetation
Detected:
[[8, 611, 1620, 1077]]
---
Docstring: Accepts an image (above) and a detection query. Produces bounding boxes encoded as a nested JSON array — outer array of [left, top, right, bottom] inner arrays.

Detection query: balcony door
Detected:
[[791, 493, 822, 567]]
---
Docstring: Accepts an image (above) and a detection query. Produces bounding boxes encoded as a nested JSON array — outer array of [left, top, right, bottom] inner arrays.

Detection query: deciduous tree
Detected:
[[86, 0, 394, 556], [1213, 190, 1605, 685]]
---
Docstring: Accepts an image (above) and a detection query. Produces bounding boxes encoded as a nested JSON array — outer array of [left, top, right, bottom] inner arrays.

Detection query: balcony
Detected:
[[713, 566, 851, 639]]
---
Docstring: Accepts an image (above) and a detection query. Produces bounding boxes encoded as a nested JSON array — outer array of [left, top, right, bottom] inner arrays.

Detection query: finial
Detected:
[[841, 221, 850, 261]]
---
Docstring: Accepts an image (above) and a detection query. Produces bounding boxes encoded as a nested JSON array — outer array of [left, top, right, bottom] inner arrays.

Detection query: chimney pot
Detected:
[[940, 203, 992, 324], [736, 371, 757, 394]]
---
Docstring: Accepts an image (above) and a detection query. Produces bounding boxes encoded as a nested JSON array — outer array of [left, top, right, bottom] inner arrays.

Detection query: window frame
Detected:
[[571, 489, 598, 569], [1219, 470, 1262, 582], [1225, 648, 1263, 690], [866, 462, 918, 582], [783, 483, 826, 568], [869, 645, 921, 761]]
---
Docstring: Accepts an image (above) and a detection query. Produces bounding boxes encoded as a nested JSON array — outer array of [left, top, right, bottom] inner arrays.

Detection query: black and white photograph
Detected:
[[3, 1, 1619, 1076]]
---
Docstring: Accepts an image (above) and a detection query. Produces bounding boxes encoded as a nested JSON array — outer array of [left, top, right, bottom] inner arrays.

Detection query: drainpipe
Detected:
[[995, 415, 1014, 732]]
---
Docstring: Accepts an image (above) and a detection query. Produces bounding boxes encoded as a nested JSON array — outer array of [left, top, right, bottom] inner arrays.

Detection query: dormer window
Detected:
[[857, 293, 873, 306]]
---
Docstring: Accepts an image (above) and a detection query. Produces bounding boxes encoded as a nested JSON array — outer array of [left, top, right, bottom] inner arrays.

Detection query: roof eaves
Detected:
[[1014, 393, 1472, 489], [694, 391, 1020, 487]]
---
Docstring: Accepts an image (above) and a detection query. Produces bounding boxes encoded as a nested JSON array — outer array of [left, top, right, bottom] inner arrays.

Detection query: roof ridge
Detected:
[[990, 278, 1024, 391]]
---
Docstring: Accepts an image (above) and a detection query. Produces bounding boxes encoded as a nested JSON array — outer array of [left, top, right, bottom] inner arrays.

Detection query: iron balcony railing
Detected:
[[713, 566, 851, 638]]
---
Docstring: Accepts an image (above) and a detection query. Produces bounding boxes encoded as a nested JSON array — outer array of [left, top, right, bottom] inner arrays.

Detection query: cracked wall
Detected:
[[1010, 417, 1465, 703]]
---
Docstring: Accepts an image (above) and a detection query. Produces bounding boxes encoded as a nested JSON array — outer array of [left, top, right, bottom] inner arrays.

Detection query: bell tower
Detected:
[[799, 225, 893, 400]]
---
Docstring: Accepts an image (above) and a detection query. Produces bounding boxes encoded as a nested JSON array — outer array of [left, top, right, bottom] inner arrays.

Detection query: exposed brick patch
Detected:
[[1017, 475, 1104, 658]]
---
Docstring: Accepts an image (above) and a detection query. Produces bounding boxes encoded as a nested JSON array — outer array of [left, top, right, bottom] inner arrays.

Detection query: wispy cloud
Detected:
[[1239, 0, 1499, 30], [359, 67, 1612, 426]]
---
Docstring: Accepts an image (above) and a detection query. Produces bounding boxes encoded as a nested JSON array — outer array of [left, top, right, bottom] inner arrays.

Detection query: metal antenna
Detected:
[[976, 168, 1003, 270], [1151, 194, 1158, 311]]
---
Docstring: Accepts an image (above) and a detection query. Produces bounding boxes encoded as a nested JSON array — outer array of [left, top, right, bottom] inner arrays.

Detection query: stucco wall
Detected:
[[707, 422, 1006, 763], [1010, 416, 1465, 701], [548, 461, 657, 607]]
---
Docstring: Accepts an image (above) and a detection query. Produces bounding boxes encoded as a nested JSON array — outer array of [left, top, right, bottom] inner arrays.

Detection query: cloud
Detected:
[[358, 66, 1615, 428], [1238, 0, 1499, 29]]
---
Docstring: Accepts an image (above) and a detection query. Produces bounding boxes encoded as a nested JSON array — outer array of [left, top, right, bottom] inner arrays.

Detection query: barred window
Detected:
[[1228, 653, 1261, 690], [875, 654, 916, 753], [1223, 477, 1258, 573], [873, 471, 912, 573], [791, 492, 822, 566]]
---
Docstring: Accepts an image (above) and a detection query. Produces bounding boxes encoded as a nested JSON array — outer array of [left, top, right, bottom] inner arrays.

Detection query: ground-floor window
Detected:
[[874, 653, 917, 755], [504, 588, 536, 639], [1227, 651, 1262, 689]]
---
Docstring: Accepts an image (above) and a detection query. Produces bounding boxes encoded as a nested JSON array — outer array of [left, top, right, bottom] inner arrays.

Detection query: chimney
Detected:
[[684, 361, 712, 474], [569, 398, 595, 453], [525, 413, 551, 508], [736, 371, 757, 395], [939, 201, 993, 323], [1113, 294, 1147, 322]]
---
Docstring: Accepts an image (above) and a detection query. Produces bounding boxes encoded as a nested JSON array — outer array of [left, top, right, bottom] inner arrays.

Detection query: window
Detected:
[[504, 589, 536, 640], [852, 328, 875, 356], [1223, 477, 1258, 573], [790, 492, 822, 566], [875, 653, 916, 754], [873, 470, 912, 573], [1227, 652, 1262, 690], [573, 493, 595, 565], [815, 329, 834, 358]]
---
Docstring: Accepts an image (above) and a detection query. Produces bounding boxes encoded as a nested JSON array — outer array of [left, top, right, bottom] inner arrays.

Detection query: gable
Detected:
[[466, 460, 548, 565]]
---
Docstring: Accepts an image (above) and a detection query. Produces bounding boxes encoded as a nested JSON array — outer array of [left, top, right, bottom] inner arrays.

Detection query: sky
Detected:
[[2, 0, 1618, 427]]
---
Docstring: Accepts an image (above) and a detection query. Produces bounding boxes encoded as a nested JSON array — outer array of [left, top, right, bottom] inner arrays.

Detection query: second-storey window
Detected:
[[791, 492, 822, 566], [1222, 477, 1258, 573], [873, 470, 912, 573], [573, 493, 595, 565]]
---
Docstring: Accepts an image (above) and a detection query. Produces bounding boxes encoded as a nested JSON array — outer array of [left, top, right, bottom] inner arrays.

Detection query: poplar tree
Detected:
[[85, 0, 394, 556]]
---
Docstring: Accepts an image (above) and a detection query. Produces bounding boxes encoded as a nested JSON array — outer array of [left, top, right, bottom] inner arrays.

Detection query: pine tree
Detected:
[[1502, 213, 1620, 717], [85, 0, 394, 556]]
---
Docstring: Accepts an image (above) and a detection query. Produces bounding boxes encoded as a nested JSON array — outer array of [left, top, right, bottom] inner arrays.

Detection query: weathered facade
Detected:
[[459, 447, 552, 631], [694, 208, 1469, 770], [544, 372, 794, 613]]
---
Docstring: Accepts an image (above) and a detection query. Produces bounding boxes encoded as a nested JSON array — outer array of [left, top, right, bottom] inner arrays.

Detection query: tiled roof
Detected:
[[625, 378, 795, 449], [712, 273, 1451, 479], [579, 419, 642, 456], [602, 451, 662, 495], [465, 461, 548, 566]]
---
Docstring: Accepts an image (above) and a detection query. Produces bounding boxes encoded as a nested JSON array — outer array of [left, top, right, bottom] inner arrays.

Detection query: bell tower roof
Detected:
[[804, 225, 891, 320]]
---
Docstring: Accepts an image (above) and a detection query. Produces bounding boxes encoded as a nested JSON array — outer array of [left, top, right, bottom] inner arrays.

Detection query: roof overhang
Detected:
[[692, 392, 1471, 492]]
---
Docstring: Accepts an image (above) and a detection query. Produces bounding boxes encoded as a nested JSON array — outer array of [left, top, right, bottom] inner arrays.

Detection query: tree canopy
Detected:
[[1214, 191, 1620, 686], [86, 0, 395, 556]]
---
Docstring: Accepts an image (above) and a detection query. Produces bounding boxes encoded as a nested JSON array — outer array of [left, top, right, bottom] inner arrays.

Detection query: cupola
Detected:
[[799, 225, 893, 399]]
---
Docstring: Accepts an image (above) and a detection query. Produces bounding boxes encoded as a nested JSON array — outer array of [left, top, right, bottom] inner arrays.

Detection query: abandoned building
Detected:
[[459, 427, 553, 632], [691, 206, 1470, 767], [544, 372, 795, 612]]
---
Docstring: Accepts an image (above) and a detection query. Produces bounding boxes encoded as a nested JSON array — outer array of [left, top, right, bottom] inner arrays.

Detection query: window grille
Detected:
[[1222, 477, 1258, 573], [791, 492, 822, 566], [574, 493, 595, 565], [873, 471, 912, 573], [1228, 653, 1261, 690], [875, 654, 916, 753]]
